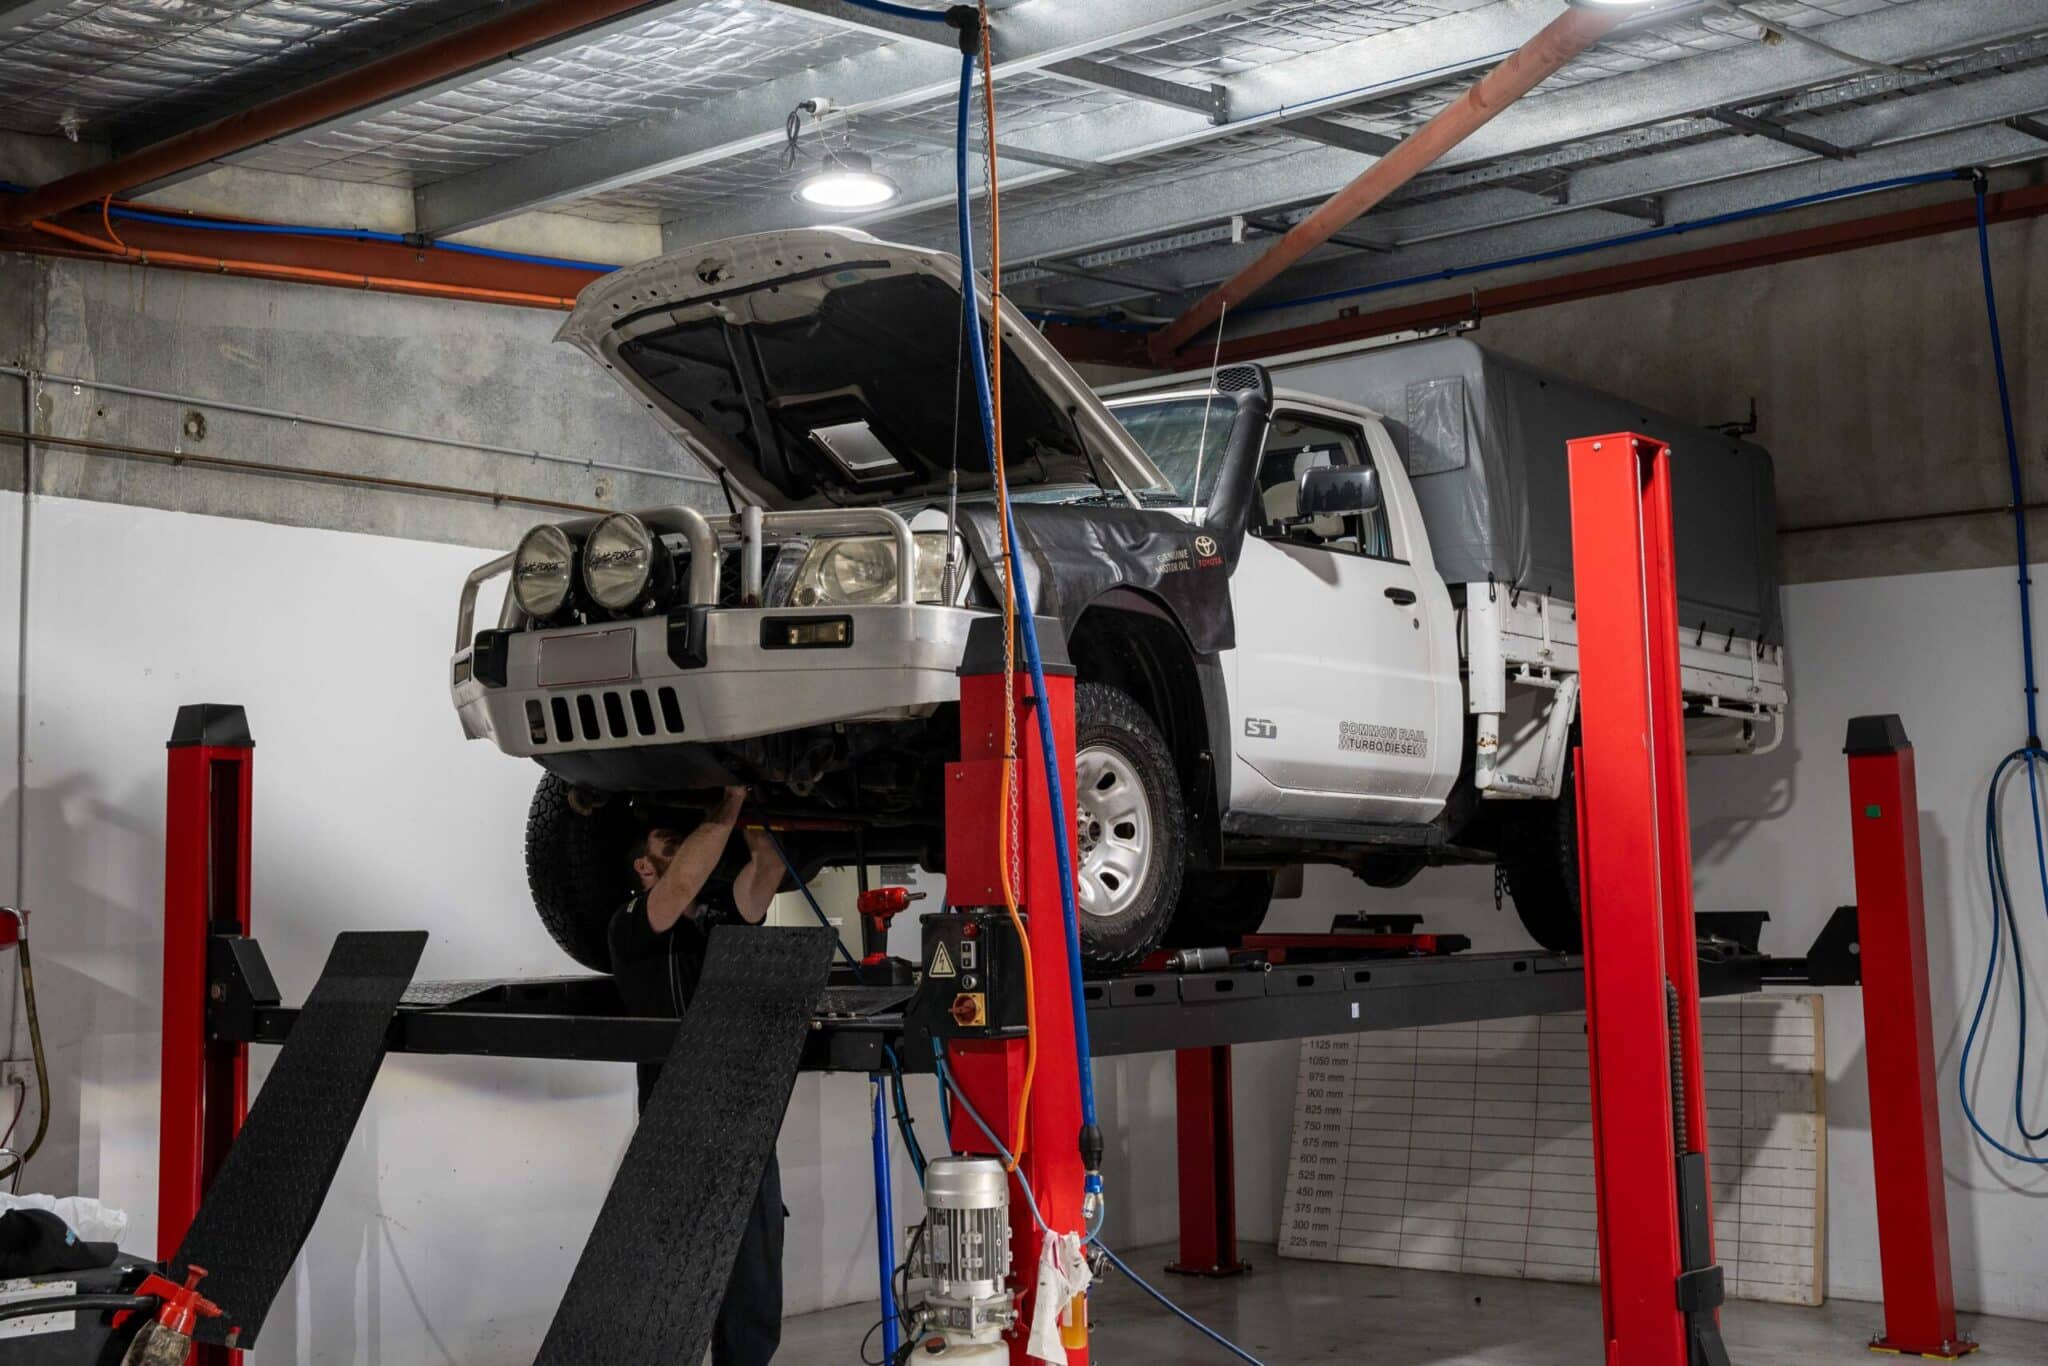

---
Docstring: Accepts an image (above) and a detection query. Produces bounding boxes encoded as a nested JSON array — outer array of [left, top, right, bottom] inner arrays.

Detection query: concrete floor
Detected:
[[777, 1242, 2048, 1364]]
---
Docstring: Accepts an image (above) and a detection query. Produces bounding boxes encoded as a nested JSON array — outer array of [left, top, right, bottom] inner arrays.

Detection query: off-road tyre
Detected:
[[1072, 681, 1186, 965], [525, 773, 655, 970], [1496, 760, 1583, 954]]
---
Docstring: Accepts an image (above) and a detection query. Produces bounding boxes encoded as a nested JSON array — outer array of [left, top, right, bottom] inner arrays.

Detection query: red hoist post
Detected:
[[943, 624, 1090, 1363], [1567, 435, 1731, 1366], [1167, 1046, 1250, 1277], [158, 704, 254, 1366], [1844, 715, 1975, 1359]]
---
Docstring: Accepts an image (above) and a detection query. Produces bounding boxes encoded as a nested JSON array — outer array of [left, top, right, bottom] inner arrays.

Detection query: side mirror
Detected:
[[1296, 464, 1380, 518]]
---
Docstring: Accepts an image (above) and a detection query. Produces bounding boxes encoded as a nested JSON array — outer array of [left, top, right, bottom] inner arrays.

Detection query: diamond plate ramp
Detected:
[[174, 930, 426, 1347], [537, 927, 836, 1366]]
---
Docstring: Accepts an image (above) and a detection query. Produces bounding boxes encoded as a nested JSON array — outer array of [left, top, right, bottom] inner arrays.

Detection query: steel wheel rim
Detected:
[[1074, 741, 1153, 921]]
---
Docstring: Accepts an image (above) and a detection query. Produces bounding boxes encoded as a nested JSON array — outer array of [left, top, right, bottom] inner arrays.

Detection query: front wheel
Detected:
[[525, 774, 652, 970], [1071, 682, 1186, 964]]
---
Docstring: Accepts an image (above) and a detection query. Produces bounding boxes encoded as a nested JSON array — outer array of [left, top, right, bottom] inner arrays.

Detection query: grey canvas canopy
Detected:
[[1270, 337, 1782, 647]]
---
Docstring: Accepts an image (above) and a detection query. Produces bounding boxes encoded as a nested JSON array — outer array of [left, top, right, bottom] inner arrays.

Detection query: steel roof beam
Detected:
[[1025, 80, 2048, 319], [921, 0, 2048, 273], [112, 0, 725, 192], [414, 0, 1244, 234], [660, 0, 1570, 247], [2007, 114, 2048, 144], [1243, 120, 2048, 333], [1043, 58, 1227, 121], [1707, 107, 1854, 161], [1279, 117, 1399, 158]]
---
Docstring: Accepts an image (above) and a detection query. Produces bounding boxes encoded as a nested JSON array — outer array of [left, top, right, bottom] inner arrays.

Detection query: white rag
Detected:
[[1026, 1230, 1093, 1364]]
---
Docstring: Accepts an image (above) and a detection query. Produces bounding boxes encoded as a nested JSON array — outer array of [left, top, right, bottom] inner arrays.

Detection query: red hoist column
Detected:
[[1568, 435, 1729, 1366], [1845, 715, 1975, 1359], [158, 704, 254, 1366], [944, 628, 1089, 1364]]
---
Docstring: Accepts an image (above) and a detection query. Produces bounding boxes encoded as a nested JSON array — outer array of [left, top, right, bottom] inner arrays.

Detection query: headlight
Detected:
[[582, 513, 658, 612], [786, 533, 954, 607], [512, 523, 575, 619]]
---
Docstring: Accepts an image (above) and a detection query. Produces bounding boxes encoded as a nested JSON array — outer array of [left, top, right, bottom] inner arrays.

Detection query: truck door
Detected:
[[1226, 407, 1451, 823]]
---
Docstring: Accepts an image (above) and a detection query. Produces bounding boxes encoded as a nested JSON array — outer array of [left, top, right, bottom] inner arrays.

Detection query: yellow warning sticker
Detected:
[[929, 941, 957, 978]]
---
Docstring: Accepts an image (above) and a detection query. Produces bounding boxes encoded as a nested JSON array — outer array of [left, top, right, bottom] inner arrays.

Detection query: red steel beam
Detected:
[[0, 0, 659, 228], [1147, 5, 1623, 363], [0, 205, 602, 310], [1166, 1046, 1251, 1278], [1845, 716, 1975, 1359], [159, 707, 255, 1366], [1570, 433, 1719, 1366]]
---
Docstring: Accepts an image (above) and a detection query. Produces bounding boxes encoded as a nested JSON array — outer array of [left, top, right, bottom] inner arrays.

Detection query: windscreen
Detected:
[[1109, 396, 1239, 503]]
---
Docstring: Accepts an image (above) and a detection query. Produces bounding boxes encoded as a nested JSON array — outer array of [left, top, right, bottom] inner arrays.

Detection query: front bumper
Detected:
[[452, 604, 979, 759]]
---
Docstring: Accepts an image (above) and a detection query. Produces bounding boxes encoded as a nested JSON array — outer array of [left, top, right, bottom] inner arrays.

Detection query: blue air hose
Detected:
[[952, 43, 1105, 1205], [1959, 170, 2048, 1164], [837, 0, 949, 19]]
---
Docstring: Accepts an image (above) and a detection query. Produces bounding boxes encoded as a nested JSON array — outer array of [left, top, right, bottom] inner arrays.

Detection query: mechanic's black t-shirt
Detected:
[[608, 885, 740, 1108]]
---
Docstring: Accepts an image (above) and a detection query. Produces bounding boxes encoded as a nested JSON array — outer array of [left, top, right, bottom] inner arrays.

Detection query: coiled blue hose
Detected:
[[952, 48, 1103, 1197], [1959, 171, 2048, 1165]]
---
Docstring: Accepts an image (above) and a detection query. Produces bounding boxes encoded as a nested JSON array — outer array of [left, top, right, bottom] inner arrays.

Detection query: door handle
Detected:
[[1384, 587, 1417, 606]]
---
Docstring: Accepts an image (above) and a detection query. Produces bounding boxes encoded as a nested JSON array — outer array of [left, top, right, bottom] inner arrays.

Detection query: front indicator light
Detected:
[[762, 616, 854, 649]]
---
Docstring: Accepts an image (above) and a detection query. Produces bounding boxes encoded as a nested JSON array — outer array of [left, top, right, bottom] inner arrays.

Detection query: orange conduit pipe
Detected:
[[978, 4, 1038, 1174], [2, 0, 663, 228], [30, 220, 581, 310], [1148, 4, 1624, 362]]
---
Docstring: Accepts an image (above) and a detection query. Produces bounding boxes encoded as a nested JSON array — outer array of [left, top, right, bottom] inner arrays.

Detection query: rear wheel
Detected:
[[1072, 682, 1186, 965], [1496, 762, 1583, 953], [525, 773, 654, 970]]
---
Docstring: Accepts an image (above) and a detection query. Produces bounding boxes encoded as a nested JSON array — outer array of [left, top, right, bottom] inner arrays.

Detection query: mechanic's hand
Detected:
[[712, 785, 748, 826]]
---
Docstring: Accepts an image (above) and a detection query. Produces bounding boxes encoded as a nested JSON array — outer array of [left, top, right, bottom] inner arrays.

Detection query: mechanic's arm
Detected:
[[732, 823, 786, 926], [645, 787, 746, 933]]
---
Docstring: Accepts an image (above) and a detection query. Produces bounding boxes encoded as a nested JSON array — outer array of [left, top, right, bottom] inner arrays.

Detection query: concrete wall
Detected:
[[1468, 215, 2046, 586], [1, 252, 718, 553]]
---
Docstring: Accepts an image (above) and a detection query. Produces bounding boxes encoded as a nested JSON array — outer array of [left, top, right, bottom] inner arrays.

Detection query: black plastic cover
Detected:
[[1844, 713, 1911, 755], [167, 703, 253, 749]]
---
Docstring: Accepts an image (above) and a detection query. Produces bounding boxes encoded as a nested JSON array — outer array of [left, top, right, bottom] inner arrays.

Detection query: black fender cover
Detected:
[[954, 502, 1235, 655]]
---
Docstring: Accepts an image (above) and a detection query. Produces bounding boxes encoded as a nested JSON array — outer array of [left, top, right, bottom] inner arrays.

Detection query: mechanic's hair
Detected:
[[626, 825, 667, 870]]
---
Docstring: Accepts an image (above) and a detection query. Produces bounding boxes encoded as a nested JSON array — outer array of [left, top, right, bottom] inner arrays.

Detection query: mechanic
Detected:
[[609, 785, 790, 1366]]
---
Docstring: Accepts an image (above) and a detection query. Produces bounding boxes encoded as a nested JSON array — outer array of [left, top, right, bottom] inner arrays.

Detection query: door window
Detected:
[[1255, 412, 1396, 559]]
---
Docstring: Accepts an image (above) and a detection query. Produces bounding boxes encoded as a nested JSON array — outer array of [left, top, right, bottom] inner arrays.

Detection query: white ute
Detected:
[[451, 228, 1785, 967]]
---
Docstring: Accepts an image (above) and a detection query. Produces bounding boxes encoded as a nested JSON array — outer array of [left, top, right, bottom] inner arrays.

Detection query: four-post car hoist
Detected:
[[5, 434, 1975, 1366]]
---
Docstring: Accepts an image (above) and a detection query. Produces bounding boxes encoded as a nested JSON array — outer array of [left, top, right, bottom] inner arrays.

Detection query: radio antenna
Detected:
[[1189, 300, 1229, 527]]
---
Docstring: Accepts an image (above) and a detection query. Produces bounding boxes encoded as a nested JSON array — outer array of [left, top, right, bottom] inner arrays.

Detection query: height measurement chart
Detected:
[[1280, 994, 1825, 1305]]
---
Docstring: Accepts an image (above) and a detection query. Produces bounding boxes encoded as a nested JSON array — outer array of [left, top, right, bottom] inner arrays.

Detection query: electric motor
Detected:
[[919, 1155, 1013, 1345]]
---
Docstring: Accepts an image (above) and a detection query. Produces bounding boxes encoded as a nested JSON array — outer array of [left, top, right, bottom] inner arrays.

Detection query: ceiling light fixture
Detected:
[[795, 152, 900, 211]]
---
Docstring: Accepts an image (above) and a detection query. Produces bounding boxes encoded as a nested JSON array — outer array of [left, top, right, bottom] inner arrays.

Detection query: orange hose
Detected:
[[30, 219, 580, 310], [978, 6, 1036, 1173]]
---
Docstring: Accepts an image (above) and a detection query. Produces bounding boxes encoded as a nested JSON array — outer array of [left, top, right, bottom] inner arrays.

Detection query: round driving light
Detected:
[[512, 523, 575, 619], [583, 513, 657, 611]]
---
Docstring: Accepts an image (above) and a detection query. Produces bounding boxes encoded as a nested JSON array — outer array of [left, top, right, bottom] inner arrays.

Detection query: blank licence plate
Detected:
[[537, 628, 637, 687]]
